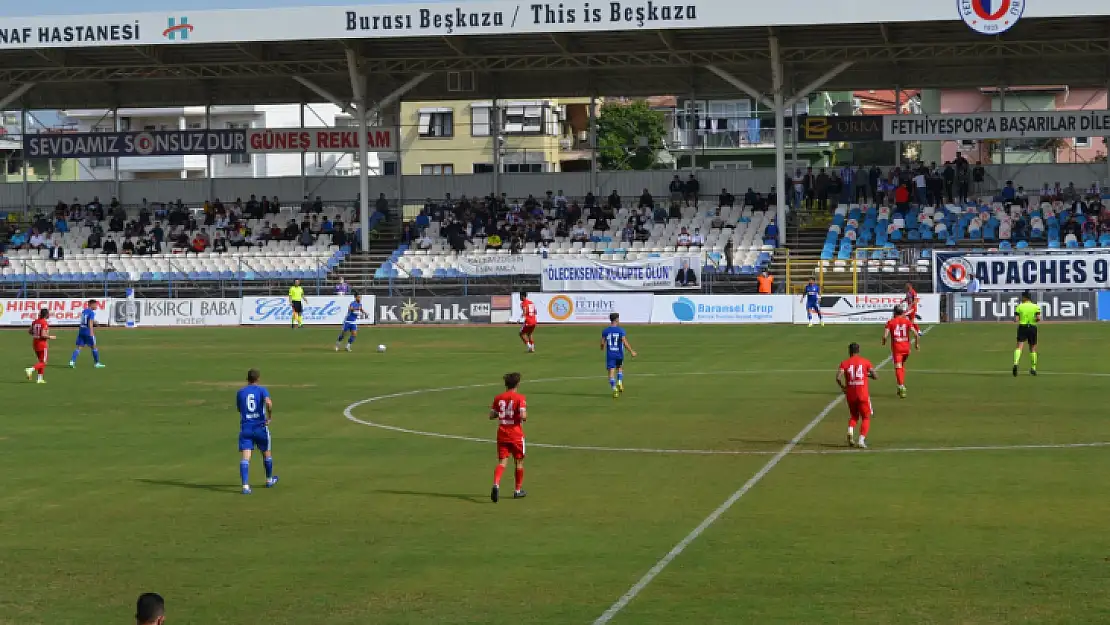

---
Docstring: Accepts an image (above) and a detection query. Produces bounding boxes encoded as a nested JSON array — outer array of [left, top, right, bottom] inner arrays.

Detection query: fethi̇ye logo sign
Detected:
[[959, 0, 1024, 34], [164, 16, 192, 40], [548, 295, 574, 321]]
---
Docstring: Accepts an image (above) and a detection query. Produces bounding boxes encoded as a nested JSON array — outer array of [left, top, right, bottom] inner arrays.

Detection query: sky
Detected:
[[0, 0, 423, 18]]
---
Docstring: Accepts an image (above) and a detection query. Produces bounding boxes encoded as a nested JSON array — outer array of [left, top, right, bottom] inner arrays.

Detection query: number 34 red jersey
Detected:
[[491, 390, 527, 444]]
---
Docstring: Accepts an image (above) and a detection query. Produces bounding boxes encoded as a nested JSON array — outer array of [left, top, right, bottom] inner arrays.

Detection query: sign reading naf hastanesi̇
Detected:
[[934, 251, 1110, 292], [885, 110, 1110, 141], [23, 128, 396, 159]]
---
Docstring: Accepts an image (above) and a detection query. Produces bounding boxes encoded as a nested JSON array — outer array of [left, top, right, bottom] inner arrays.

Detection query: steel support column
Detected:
[[705, 65, 774, 110], [492, 99, 501, 198], [894, 85, 901, 167], [205, 105, 214, 201], [344, 49, 371, 253], [112, 108, 121, 200], [0, 83, 34, 112], [999, 86, 1007, 167], [20, 107, 27, 212], [299, 102, 306, 202], [589, 93, 598, 195], [770, 35, 786, 246], [785, 62, 853, 110], [688, 87, 697, 173], [292, 76, 355, 115]]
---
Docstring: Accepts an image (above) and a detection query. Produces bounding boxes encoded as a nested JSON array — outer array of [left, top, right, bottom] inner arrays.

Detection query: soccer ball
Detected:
[[377, 344, 387, 353]]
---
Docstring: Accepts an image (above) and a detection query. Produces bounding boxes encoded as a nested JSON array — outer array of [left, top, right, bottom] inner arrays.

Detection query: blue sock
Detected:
[[264, 457, 273, 480], [609, 377, 616, 390], [336, 332, 345, 343], [807, 311, 812, 321], [348, 334, 356, 345], [239, 459, 250, 486], [71, 349, 80, 362], [91, 349, 100, 364], [617, 372, 624, 383]]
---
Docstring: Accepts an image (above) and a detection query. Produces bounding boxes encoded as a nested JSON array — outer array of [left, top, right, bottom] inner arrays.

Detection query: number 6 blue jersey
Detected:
[[236, 384, 270, 429]]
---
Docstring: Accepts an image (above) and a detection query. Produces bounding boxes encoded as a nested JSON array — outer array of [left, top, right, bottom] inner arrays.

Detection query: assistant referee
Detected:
[[288, 279, 306, 329], [1013, 291, 1041, 377]]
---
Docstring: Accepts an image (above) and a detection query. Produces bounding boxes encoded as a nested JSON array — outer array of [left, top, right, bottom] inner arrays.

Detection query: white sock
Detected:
[[848, 427, 854, 437]]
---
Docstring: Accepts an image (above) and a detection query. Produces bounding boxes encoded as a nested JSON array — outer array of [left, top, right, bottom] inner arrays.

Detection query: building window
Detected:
[[226, 122, 251, 165], [503, 163, 543, 173], [471, 106, 491, 137], [418, 111, 454, 138], [504, 105, 545, 135], [473, 163, 495, 173], [709, 161, 753, 170], [1075, 137, 1092, 148], [420, 164, 454, 175], [91, 125, 112, 168], [381, 161, 398, 176], [187, 121, 203, 130]]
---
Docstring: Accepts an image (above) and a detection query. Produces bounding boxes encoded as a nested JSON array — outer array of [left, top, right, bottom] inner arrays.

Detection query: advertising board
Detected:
[[109, 298, 241, 327], [934, 250, 1110, 293], [651, 295, 793, 324], [240, 295, 360, 325], [541, 256, 701, 291], [949, 291, 1096, 322], [0, 298, 111, 326], [375, 297, 491, 324], [510, 292, 653, 324], [791, 294, 941, 325]]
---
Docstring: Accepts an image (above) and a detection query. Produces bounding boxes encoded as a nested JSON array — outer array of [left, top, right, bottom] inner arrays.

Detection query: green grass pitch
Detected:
[[2, 323, 1110, 624]]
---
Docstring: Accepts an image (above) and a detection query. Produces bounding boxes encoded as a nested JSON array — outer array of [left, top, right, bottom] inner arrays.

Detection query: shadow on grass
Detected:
[[373, 489, 486, 504], [135, 478, 242, 494]]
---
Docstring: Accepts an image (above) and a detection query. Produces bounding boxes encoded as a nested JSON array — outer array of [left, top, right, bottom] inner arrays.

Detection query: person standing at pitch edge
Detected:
[[1013, 291, 1041, 377], [288, 279, 306, 329]]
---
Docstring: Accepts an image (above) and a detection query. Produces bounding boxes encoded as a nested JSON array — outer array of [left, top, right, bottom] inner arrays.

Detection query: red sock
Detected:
[[895, 366, 905, 386], [34, 362, 45, 375], [860, 416, 870, 437], [848, 417, 858, 429], [514, 467, 524, 491], [493, 464, 505, 486]]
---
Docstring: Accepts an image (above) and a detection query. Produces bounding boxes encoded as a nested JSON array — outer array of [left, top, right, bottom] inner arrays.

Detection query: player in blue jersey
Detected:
[[600, 312, 637, 399], [236, 368, 277, 494], [335, 294, 369, 352], [802, 277, 824, 327], [69, 300, 105, 368]]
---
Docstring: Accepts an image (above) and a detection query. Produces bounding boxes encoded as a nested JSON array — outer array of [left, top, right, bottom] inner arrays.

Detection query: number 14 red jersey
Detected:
[[838, 356, 874, 402], [491, 390, 527, 444]]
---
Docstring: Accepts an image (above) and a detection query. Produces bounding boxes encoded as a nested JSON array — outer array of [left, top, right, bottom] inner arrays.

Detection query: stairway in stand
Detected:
[[783, 208, 857, 294], [333, 228, 401, 292]]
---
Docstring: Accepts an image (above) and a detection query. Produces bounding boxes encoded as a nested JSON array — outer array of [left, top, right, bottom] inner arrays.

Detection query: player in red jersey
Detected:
[[882, 305, 920, 399], [903, 282, 921, 336], [489, 372, 527, 502], [837, 342, 878, 448], [519, 290, 538, 353], [25, 308, 57, 384]]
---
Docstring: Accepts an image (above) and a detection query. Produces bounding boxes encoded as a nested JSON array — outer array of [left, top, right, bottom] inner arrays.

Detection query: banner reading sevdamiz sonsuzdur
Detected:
[[541, 256, 701, 291]]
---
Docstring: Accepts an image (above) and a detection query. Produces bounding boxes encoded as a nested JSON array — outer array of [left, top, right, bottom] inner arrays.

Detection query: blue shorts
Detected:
[[806, 299, 820, 311], [238, 425, 272, 452], [606, 357, 624, 370], [75, 333, 96, 347], [342, 322, 358, 333]]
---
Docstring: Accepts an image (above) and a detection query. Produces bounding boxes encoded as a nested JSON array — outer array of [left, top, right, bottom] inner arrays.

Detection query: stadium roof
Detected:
[[1, 0, 1110, 109]]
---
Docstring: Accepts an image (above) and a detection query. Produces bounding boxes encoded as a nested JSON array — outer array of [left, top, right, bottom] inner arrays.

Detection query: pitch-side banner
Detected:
[[456, 254, 542, 276], [376, 297, 491, 324], [24, 128, 396, 158], [791, 294, 940, 325], [651, 295, 793, 324], [510, 292, 653, 324], [0, 298, 111, 326], [884, 110, 1110, 141], [949, 291, 1096, 322], [240, 295, 364, 325], [933, 251, 1110, 292], [109, 298, 241, 327], [541, 256, 701, 291]]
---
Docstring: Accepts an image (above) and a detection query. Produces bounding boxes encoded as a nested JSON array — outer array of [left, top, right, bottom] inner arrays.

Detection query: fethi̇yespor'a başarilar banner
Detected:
[[541, 256, 701, 291]]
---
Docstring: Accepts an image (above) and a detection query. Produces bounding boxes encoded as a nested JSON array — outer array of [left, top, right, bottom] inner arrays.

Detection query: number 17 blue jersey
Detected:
[[602, 326, 626, 369]]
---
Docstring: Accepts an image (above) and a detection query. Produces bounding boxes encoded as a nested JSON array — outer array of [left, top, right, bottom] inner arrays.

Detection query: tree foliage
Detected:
[[596, 100, 667, 170]]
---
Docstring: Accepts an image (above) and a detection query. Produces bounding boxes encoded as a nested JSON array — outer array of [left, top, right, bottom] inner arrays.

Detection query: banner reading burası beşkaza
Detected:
[[541, 256, 701, 291]]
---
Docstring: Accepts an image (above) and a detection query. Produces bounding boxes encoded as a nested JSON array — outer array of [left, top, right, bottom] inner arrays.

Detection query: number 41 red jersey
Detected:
[[491, 390, 527, 444], [521, 299, 537, 324], [886, 316, 914, 352], [29, 318, 49, 348], [838, 356, 874, 401]]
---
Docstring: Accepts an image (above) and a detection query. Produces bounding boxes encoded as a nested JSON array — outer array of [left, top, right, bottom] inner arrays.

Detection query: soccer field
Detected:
[[2, 323, 1110, 625]]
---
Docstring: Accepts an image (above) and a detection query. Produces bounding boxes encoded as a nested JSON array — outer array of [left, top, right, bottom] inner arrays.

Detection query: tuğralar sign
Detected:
[[884, 110, 1110, 141]]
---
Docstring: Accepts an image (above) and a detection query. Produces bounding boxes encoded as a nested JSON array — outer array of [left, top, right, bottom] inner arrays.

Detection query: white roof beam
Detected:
[[705, 65, 774, 110], [292, 75, 355, 115], [0, 83, 35, 110], [367, 72, 432, 121], [785, 62, 853, 109]]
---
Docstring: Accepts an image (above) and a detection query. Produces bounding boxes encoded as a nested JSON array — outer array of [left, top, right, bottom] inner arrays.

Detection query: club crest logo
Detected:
[[959, 0, 1024, 35]]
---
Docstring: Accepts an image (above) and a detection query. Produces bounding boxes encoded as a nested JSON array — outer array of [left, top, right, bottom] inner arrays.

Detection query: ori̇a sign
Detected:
[[24, 127, 397, 159]]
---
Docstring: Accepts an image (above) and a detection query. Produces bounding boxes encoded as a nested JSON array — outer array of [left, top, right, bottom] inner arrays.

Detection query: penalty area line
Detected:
[[591, 326, 931, 624]]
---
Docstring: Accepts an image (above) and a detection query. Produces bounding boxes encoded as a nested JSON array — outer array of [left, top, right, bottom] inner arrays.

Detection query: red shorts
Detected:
[[497, 439, 526, 460], [846, 396, 872, 420], [33, 345, 47, 364], [520, 322, 537, 335], [892, 349, 910, 366]]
